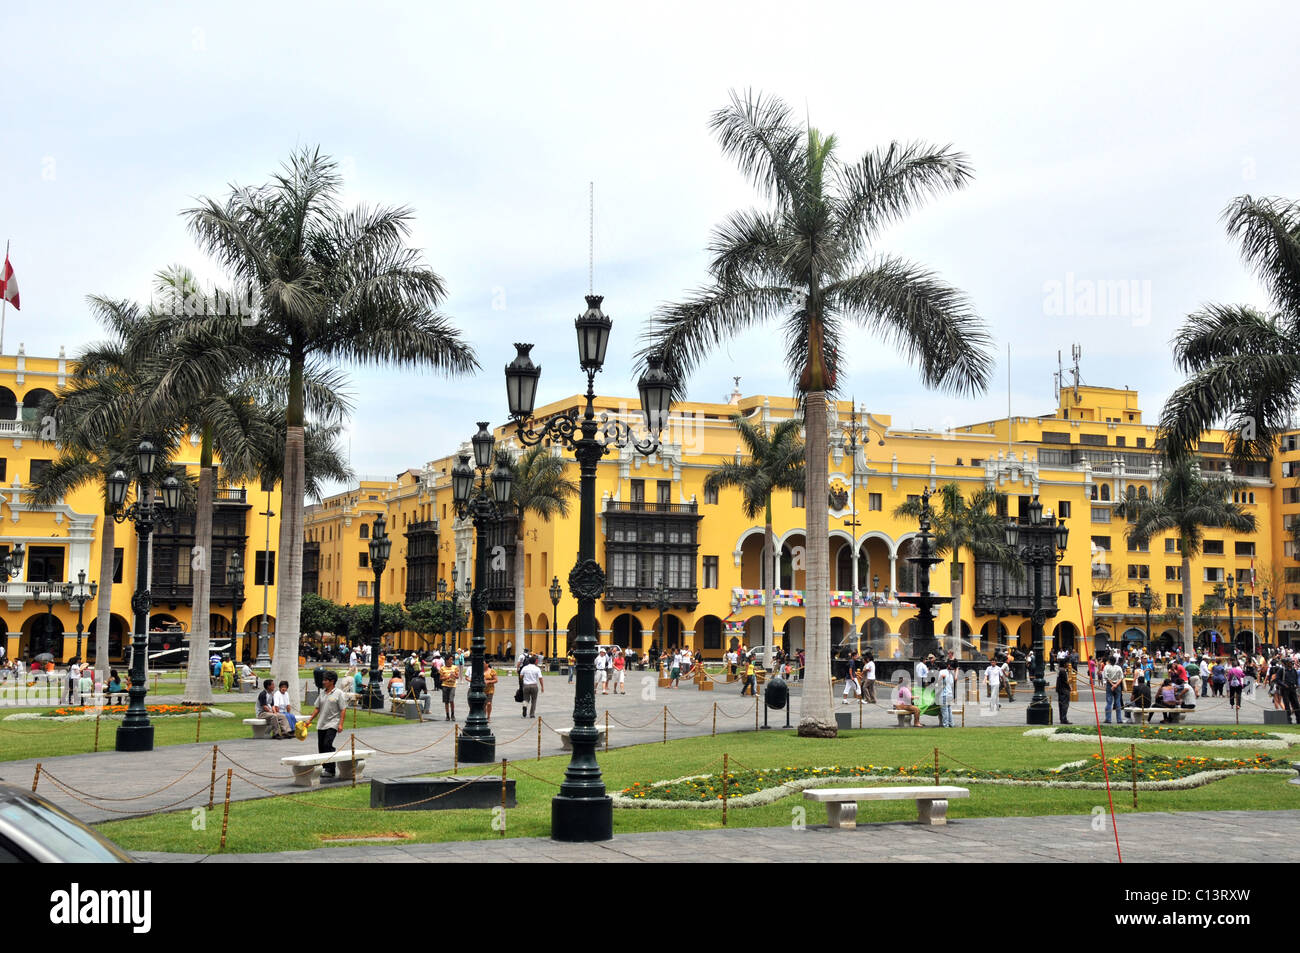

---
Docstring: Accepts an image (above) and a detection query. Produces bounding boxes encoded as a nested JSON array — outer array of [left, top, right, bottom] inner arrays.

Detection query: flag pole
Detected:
[[1, 239, 8, 355]]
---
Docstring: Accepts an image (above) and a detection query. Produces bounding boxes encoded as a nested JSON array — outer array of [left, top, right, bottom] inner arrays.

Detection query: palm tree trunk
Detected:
[[94, 514, 115, 687], [514, 523, 526, 655], [763, 497, 774, 648], [273, 358, 306, 708], [183, 453, 216, 704], [1181, 552, 1193, 654], [798, 391, 836, 737], [950, 554, 962, 660]]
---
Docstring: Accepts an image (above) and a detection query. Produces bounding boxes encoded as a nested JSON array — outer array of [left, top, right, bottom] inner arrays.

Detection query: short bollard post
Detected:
[[961, 705, 965, 728], [537, 718, 541, 760], [663, 705, 667, 744], [754, 693, 759, 731], [31, 763, 41, 793], [453, 724, 459, 774], [722, 752, 729, 827], [195, 708, 203, 743], [933, 747, 940, 786], [712, 701, 717, 737], [93, 711, 101, 752], [350, 735, 357, 789], [219, 769, 232, 850], [605, 710, 610, 752], [858, 696, 863, 729], [499, 759, 508, 837], [208, 745, 219, 809], [352, 702, 357, 730], [1131, 744, 1138, 808]]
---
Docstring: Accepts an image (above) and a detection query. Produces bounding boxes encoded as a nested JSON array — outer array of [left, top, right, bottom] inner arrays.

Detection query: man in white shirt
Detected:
[[914, 656, 930, 689], [273, 679, 297, 733], [520, 658, 543, 718], [984, 659, 1003, 710], [862, 654, 877, 704], [596, 648, 610, 694], [1103, 656, 1125, 723], [304, 671, 348, 778]]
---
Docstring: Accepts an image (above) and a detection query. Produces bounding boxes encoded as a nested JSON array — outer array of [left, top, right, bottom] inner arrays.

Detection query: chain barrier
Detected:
[[34, 754, 211, 802], [229, 769, 499, 812], [216, 747, 297, 780], [605, 711, 664, 730], [350, 726, 455, 756], [503, 761, 563, 788], [713, 702, 754, 719], [665, 709, 708, 727], [40, 774, 211, 815]]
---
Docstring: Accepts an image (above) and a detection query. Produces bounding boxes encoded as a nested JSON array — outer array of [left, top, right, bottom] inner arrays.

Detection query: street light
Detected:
[[549, 575, 562, 661], [450, 565, 460, 653], [450, 427, 514, 763], [36, 580, 65, 661], [226, 549, 244, 660], [840, 404, 885, 654], [505, 295, 676, 842], [1262, 586, 1274, 648], [361, 513, 393, 710], [1224, 575, 1239, 652], [255, 478, 275, 667], [107, 439, 181, 752], [1004, 497, 1069, 725], [2, 542, 24, 579], [64, 570, 97, 662], [1138, 582, 1155, 652]]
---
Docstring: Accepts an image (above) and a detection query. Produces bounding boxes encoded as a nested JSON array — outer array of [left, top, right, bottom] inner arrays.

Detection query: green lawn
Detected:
[[97, 726, 1300, 854], [0, 703, 404, 761]]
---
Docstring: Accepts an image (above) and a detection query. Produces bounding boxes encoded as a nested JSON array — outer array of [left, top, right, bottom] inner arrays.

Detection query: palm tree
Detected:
[[703, 415, 804, 651], [505, 446, 577, 656], [641, 91, 994, 736], [1113, 457, 1256, 654], [894, 483, 1012, 657], [1160, 195, 1300, 462], [151, 148, 478, 705]]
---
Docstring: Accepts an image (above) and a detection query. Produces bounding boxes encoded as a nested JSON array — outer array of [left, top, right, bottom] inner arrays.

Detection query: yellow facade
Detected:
[[306, 382, 1294, 661], [0, 349, 283, 664]]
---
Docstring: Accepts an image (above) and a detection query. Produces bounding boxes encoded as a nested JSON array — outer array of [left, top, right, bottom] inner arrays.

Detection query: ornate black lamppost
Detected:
[[227, 549, 244, 659], [505, 294, 675, 842], [1262, 586, 1274, 649], [549, 575, 562, 661], [361, 514, 392, 709], [3, 542, 24, 579], [255, 479, 275, 667], [1139, 582, 1155, 652], [36, 581, 64, 660], [107, 440, 181, 752], [451, 425, 514, 762], [450, 566, 461, 653], [65, 570, 97, 661], [1225, 576, 1239, 652], [1004, 497, 1069, 725]]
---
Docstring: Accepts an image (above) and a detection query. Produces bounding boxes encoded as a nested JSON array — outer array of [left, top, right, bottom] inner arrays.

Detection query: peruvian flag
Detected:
[[1, 255, 18, 310]]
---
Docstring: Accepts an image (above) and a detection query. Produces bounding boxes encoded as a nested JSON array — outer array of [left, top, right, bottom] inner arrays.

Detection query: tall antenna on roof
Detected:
[[1071, 343, 1082, 402]]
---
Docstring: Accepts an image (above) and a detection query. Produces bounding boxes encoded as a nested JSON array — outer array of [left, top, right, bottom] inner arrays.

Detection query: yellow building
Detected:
[[0, 348, 283, 665], [305, 380, 1294, 661]]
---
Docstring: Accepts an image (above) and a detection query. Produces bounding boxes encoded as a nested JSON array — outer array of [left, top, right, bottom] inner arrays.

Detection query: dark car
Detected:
[[0, 782, 134, 862]]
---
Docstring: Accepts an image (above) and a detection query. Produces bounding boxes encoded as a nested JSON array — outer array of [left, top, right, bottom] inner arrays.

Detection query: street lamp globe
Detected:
[[637, 354, 675, 436], [575, 294, 612, 372], [136, 439, 159, 478], [505, 343, 541, 419], [107, 469, 129, 509], [451, 454, 474, 505]]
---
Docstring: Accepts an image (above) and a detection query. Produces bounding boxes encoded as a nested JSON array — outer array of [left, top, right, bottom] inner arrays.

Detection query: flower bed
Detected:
[[1024, 726, 1296, 748], [612, 754, 1293, 809], [4, 704, 233, 722]]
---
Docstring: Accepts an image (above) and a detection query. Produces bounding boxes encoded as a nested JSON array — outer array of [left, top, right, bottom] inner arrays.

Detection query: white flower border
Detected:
[[611, 760, 1295, 809], [4, 707, 236, 723], [1023, 726, 1296, 749]]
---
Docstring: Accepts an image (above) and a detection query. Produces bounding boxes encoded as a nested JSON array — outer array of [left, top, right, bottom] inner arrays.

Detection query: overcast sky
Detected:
[[3, 1, 1295, 490]]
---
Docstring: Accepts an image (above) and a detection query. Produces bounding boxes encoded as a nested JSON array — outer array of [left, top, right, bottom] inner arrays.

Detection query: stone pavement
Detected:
[[132, 809, 1300, 863], [0, 670, 1286, 826]]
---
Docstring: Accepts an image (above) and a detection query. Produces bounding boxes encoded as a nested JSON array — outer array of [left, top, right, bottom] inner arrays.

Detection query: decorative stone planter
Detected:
[[369, 776, 517, 810]]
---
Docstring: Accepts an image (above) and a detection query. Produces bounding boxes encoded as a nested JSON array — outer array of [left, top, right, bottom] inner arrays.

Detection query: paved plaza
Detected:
[[2, 670, 1288, 829], [132, 810, 1300, 864]]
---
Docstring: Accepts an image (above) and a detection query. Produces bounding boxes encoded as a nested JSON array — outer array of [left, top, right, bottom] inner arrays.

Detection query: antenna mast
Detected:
[[588, 181, 594, 294]]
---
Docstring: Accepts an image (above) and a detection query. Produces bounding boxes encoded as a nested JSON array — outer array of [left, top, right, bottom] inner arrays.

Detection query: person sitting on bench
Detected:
[[274, 680, 297, 734], [893, 682, 921, 727], [1177, 678, 1196, 712], [1128, 675, 1151, 721], [1152, 678, 1178, 721]]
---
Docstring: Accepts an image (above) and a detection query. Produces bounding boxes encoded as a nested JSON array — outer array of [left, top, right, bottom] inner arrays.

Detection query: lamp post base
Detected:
[[361, 686, 385, 710], [1025, 703, 1051, 726], [115, 724, 155, 752], [456, 735, 496, 764], [551, 794, 613, 842]]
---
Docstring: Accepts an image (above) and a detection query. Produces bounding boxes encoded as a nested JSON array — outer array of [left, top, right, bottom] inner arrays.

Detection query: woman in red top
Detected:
[[612, 649, 626, 695]]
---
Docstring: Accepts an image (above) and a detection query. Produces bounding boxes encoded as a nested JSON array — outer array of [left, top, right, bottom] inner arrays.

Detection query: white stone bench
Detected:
[[1125, 707, 1188, 725], [887, 708, 919, 727], [281, 749, 375, 787], [804, 785, 970, 828], [244, 718, 272, 739], [555, 726, 608, 751]]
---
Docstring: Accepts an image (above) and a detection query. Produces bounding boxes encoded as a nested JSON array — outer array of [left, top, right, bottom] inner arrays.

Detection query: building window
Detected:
[[1096, 593, 1113, 607], [28, 459, 51, 485], [1127, 564, 1149, 580], [869, 493, 882, 512], [1127, 538, 1149, 553], [1166, 593, 1183, 609], [1057, 501, 1071, 519], [1203, 567, 1224, 583], [1091, 536, 1111, 551], [704, 485, 719, 505], [1202, 540, 1224, 556], [0, 458, 6, 482], [358, 580, 368, 598], [630, 480, 645, 506], [1165, 538, 1181, 553], [1128, 591, 1140, 608], [112, 547, 124, 584], [792, 489, 805, 508], [1058, 565, 1072, 596], [359, 524, 369, 539], [1099, 484, 1111, 502], [359, 552, 368, 569], [1235, 541, 1255, 557], [702, 556, 719, 590], [26, 545, 65, 582], [1165, 566, 1181, 581], [657, 481, 672, 505], [254, 551, 276, 586], [1091, 506, 1111, 523]]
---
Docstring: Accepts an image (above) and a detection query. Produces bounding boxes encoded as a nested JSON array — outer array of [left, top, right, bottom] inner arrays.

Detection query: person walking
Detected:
[[862, 653, 877, 704], [1282, 659, 1300, 724], [983, 658, 1003, 711], [220, 656, 235, 693], [612, 648, 626, 695], [938, 661, 956, 728], [482, 662, 498, 719], [1055, 665, 1071, 723], [740, 657, 757, 696], [596, 648, 610, 695], [440, 656, 459, 721], [520, 655, 543, 718], [304, 670, 348, 779], [1227, 659, 1245, 710], [841, 651, 862, 704]]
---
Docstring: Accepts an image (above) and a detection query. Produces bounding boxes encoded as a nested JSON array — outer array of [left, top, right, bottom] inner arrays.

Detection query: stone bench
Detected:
[[804, 785, 970, 828], [1125, 707, 1188, 725], [555, 726, 608, 751], [244, 718, 272, 739], [281, 749, 375, 787], [887, 708, 920, 727]]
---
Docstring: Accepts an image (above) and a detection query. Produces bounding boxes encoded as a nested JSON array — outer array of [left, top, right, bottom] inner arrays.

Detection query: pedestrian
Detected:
[[1000, 656, 1015, 702], [841, 651, 862, 704], [1282, 659, 1300, 724], [482, 662, 497, 719], [938, 661, 956, 727], [983, 657, 1003, 710], [1227, 660, 1245, 710], [274, 679, 298, 733], [670, 649, 681, 689], [520, 655, 543, 718], [797, 648, 805, 681], [303, 670, 347, 779], [862, 653, 877, 704], [220, 656, 235, 693], [566, 650, 576, 684], [741, 656, 757, 696], [612, 648, 626, 694], [596, 648, 610, 694], [1103, 655, 1125, 724], [1056, 665, 1071, 723], [440, 656, 459, 721]]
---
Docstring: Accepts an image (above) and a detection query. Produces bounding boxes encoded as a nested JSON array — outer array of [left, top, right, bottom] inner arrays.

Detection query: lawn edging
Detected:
[[1023, 726, 1296, 748]]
